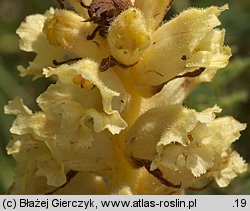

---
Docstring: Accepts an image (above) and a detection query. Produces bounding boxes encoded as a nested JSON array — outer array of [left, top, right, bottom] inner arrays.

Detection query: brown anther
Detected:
[[73, 74, 95, 90]]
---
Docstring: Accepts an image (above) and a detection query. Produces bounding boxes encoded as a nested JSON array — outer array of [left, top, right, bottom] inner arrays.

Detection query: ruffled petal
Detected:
[[215, 151, 248, 187], [7, 135, 66, 192], [4, 97, 32, 116], [186, 29, 231, 69], [192, 116, 246, 152], [43, 59, 127, 135], [186, 148, 214, 177], [16, 9, 69, 78]]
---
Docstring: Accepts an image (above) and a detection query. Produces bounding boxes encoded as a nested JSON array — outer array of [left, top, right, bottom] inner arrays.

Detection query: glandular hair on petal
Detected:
[[108, 8, 151, 66]]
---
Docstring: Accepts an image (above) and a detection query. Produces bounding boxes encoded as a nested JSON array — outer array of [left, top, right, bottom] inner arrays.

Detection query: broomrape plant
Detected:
[[4, 0, 247, 194]]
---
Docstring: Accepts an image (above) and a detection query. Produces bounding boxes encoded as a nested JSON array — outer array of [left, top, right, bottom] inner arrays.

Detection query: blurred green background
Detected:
[[0, 0, 249, 194]]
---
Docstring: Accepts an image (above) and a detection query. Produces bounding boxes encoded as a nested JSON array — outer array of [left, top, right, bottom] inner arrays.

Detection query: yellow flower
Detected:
[[5, 97, 119, 194], [5, 0, 246, 194], [125, 105, 247, 189], [107, 3, 231, 97]]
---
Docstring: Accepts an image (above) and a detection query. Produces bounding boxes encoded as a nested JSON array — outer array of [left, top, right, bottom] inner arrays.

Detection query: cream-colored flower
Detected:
[[17, 7, 109, 78], [107, 3, 231, 97], [16, 9, 68, 78], [6, 0, 245, 194], [4, 58, 128, 192], [125, 105, 247, 189]]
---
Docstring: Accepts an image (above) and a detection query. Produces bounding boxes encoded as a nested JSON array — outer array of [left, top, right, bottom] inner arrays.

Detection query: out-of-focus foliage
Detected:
[[0, 0, 249, 194]]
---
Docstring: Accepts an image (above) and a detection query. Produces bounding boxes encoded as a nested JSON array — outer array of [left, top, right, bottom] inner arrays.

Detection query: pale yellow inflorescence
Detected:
[[4, 0, 247, 194]]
